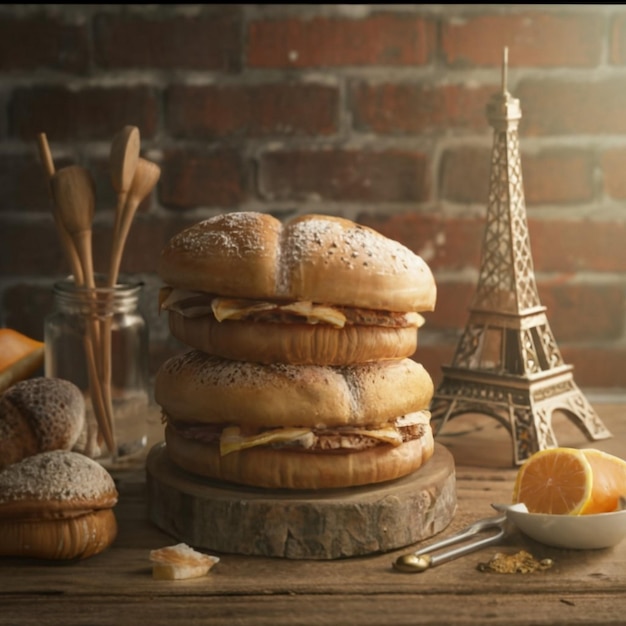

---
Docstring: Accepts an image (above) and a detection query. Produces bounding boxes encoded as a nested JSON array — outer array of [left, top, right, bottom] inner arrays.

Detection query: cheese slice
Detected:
[[212, 298, 277, 322], [161, 288, 422, 329], [220, 426, 313, 456], [217, 418, 426, 456], [279, 301, 346, 328], [161, 288, 348, 328], [339, 425, 403, 446]]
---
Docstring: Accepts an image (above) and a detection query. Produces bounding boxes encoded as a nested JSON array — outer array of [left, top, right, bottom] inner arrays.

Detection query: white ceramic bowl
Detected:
[[500, 503, 626, 550]]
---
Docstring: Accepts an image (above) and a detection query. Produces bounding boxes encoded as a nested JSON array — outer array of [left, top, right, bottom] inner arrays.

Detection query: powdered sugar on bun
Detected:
[[0, 450, 118, 518], [0, 377, 85, 470], [158, 212, 436, 312], [155, 350, 434, 429]]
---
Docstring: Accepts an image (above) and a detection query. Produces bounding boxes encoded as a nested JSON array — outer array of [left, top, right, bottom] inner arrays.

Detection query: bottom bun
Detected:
[[164, 424, 434, 490], [0, 508, 118, 560], [168, 310, 419, 366]]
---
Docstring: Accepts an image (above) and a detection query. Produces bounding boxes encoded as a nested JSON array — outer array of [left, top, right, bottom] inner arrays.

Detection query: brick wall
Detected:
[[1, 4, 626, 391]]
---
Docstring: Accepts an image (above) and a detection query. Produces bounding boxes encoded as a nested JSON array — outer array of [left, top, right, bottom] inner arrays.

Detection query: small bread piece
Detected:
[[150, 543, 220, 580], [0, 377, 85, 471], [0, 450, 118, 559]]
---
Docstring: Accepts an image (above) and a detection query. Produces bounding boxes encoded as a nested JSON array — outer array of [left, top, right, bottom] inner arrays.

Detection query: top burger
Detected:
[[158, 212, 436, 366]]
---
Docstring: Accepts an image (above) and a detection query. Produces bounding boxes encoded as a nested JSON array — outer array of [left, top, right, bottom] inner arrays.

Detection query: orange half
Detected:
[[0, 328, 45, 394], [512, 448, 593, 515], [580, 448, 626, 514]]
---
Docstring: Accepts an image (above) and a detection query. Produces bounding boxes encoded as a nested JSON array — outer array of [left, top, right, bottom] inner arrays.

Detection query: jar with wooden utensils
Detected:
[[44, 275, 149, 464], [36, 125, 160, 466]]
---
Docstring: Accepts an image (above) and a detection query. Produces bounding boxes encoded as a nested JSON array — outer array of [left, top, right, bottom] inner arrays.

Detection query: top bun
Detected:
[[158, 212, 436, 313], [0, 450, 118, 519]]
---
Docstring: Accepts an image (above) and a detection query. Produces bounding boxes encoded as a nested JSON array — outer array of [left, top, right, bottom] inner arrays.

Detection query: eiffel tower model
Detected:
[[429, 49, 611, 465]]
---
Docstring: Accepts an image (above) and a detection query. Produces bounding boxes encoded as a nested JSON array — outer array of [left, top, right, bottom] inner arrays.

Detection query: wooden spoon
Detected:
[[108, 157, 161, 287], [36, 134, 84, 284], [109, 125, 140, 208], [50, 165, 97, 289], [50, 165, 116, 455], [108, 126, 140, 285]]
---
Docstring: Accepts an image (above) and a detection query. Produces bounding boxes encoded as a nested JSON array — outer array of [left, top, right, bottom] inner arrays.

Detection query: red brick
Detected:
[[442, 12, 604, 68], [538, 283, 625, 342], [417, 335, 626, 392], [166, 83, 339, 139], [0, 220, 73, 276], [160, 150, 247, 209], [441, 145, 594, 206], [609, 14, 626, 64], [518, 78, 626, 136], [259, 149, 430, 203], [422, 282, 475, 331], [560, 346, 626, 389], [416, 336, 626, 392], [359, 213, 484, 273], [0, 16, 89, 73], [421, 342, 626, 398], [413, 344, 457, 389], [102, 217, 184, 277], [601, 148, 626, 199], [404, 278, 624, 345], [247, 14, 436, 68], [522, 150, 594, 205], [350, 83, 493, 134], [94, 11, 242, 71], [361, 211, 626, 278], [1, 283, 54, 343], [0, 154, 56, 213], [9, 86, 159, 141], [530, 219, 626, 273], [439, 147, 491, 204]]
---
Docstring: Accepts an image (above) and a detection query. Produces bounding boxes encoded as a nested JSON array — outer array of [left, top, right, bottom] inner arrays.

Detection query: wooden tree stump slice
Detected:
[[146, 442, 457, 560]]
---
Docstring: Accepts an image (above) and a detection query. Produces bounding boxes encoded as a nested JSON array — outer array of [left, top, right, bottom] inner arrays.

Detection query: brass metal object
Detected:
[[393, 512, 508, 573], [430, 48, 611, 465]]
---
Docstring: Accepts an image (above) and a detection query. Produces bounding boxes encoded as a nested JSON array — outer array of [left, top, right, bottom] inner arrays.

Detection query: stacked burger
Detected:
[[154, 212, 437, 490]]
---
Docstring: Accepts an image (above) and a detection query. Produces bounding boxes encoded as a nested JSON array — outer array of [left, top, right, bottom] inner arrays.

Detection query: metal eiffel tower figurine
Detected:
[[430, 48, 611, 465]]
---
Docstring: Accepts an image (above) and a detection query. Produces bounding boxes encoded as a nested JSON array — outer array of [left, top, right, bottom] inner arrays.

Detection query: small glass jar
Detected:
[[44, 275, 149, 466]]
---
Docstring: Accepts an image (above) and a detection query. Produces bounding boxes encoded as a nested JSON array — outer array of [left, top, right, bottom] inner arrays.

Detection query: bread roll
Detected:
[[166, 308, 419, 366], [0, 450, 118, 560], [164, 423, 434, 490], [155, 351, 434, 429], [159, 213, 436, 312], [0, 377, 85, 471]]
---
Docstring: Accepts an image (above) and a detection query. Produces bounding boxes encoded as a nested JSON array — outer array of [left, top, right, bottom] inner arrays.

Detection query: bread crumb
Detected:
[[150, 543, 219, 580]]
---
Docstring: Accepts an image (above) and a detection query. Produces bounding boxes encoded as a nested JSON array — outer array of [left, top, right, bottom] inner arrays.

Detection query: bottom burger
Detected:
[[155, 350, 435, 490]]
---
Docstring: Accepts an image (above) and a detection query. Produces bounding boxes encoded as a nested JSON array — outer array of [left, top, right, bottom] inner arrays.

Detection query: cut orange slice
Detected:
[[512, 448, 593, 515], [580, 448, 626, 514], [0, 328, 45, 394], [513, 447, 626, 515]]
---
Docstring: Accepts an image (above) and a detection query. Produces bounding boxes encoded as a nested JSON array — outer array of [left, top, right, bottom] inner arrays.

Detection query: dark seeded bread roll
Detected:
[[0, 377, 85, 471]]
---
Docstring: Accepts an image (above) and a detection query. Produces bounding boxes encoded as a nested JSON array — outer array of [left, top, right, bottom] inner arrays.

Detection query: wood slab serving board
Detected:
[[146, 442, 456, 560]]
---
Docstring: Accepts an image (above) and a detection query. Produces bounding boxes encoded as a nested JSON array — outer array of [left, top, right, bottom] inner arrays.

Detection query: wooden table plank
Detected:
[[2, 592, 626, 626], [1, 401, 625, 625]]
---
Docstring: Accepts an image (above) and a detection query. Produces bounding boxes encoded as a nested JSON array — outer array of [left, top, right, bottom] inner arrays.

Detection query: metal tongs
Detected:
[[393, 510, 510, 573]]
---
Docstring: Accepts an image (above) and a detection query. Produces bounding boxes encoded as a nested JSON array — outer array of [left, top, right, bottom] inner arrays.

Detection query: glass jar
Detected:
[[44, 276, 149, 466]]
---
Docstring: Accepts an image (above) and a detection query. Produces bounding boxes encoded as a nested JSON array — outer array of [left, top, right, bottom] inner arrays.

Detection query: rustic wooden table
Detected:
[[2, 400, 625, 626]]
